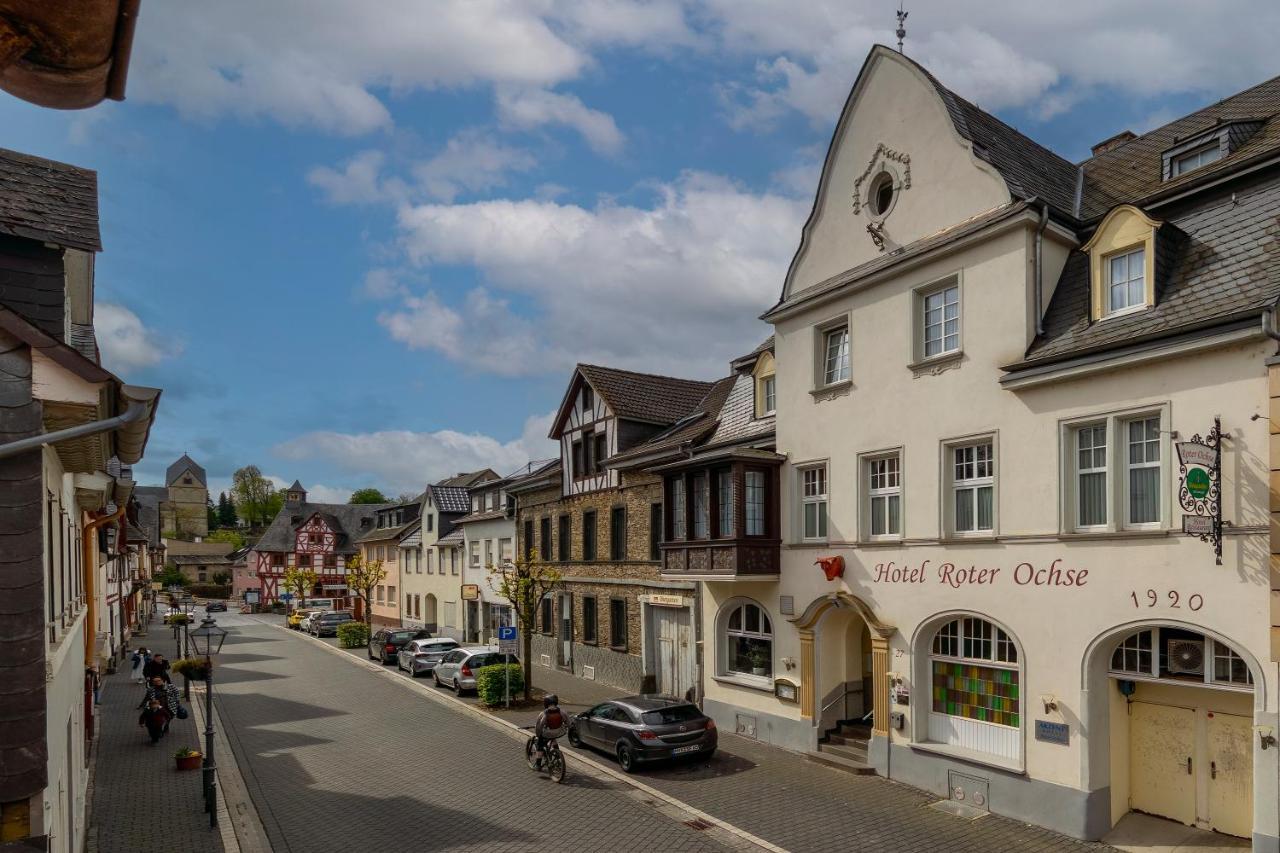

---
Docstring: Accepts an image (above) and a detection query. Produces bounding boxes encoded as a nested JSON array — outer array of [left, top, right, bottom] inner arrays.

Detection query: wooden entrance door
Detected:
[[654, 607, 693, 698], [1129, 702, 1196, 827], [1206, 712, 1252, 838]]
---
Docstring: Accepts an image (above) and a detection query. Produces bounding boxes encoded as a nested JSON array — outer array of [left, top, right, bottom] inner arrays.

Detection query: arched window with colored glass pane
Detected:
[[928, 616, 1021, 760]]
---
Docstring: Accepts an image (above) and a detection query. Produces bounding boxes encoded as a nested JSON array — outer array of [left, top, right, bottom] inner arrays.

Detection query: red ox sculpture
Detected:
[[815, 555, 845, 581]]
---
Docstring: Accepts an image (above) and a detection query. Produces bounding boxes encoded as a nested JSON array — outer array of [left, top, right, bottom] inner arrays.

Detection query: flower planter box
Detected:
[[175, 752, 203, 771]]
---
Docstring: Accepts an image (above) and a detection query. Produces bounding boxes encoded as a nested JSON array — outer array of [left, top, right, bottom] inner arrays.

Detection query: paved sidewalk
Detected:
[[89, 665, 223, 853]]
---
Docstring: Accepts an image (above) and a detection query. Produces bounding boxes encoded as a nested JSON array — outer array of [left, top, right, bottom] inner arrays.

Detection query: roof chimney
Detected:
[[1091, 130, 1137, 156]]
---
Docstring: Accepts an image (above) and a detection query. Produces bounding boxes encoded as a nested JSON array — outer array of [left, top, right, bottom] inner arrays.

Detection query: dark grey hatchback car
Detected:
[[567, 696, 716, 772]]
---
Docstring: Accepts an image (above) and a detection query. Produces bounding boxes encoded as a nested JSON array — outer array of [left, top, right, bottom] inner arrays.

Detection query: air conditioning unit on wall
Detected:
[[1167, 639, 1205, 675]]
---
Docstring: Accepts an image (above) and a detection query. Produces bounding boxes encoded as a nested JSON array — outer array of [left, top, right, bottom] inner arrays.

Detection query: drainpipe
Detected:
[[0, 396, 151, 460], [1262, 306, 1280, 347], [1034, 202, 1049, 338], [83, 503, 126, 664]]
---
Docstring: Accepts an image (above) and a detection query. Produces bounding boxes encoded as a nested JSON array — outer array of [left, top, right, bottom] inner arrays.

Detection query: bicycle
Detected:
[[523, 730, 567, 783]]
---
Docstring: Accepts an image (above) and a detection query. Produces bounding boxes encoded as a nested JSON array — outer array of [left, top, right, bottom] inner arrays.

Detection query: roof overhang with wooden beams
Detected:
[[0, 0, 141, 109], [2, 305, 160, 474]]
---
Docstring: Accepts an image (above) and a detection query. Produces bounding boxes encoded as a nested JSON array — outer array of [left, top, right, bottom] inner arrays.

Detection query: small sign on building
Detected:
[[1034, 720, 1070, 745], [460, 583, 480, 601]]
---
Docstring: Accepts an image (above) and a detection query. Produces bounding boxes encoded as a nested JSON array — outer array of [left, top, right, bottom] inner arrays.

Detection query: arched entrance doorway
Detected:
[[791, 592, 894, 743], [425, 594, 438, 631], [1084, 622, 1262, 840]]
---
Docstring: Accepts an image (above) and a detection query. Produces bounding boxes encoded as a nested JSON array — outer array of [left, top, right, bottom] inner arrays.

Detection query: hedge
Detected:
[[187, 584, 231, 599], [475, 663, 524, 706], [336, 621, 369, 648]]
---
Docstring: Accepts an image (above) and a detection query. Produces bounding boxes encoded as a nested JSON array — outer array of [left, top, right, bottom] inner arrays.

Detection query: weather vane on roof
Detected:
[[896, 3, 908, 53]]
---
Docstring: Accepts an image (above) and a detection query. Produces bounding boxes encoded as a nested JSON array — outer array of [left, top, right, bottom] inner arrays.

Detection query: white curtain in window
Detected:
[[1077, 425, 1107, 526], [717, 470, 734, 537], [1127, 417, 1160, 524]]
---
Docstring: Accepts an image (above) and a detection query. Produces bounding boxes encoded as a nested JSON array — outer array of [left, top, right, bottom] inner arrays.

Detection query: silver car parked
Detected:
[[397, 638, 460, 677], [432, 647, 513, 693]]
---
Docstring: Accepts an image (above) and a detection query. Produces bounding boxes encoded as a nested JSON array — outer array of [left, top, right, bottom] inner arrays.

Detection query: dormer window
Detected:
[[581, 385, 594, 413], [1106, 247, 1145, 315], [753, 351, 776, 418], [1170, 142, 1220, 176]]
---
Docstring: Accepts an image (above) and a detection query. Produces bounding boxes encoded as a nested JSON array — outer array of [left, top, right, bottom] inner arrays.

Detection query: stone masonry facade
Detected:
[[517, 470, 679, 692]]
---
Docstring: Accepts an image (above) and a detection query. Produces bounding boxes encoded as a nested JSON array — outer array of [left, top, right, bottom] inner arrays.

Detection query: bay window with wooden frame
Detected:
[[659, 460, 781, 580]]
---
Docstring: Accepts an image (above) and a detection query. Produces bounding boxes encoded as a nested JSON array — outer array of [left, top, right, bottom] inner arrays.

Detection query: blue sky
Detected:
[[4, 1, 1277, 501]]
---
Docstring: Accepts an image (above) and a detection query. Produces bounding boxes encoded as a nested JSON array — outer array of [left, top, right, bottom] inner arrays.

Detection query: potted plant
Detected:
[[748, 645, 770, 676], [171, 657, 210, 681], [174, 747, 203, 771]]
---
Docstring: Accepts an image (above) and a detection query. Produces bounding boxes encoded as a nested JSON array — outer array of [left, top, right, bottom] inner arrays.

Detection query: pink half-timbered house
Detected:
[[250, 481, 387, 609]]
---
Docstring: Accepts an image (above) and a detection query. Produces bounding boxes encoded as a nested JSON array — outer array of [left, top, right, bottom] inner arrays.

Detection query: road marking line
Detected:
[[270, 619, 787, 853]]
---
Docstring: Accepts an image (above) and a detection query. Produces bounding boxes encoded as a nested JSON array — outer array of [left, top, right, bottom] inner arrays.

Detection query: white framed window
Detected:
[[950, 440, 994, 535], [922, 283, 959, 358], [1105, 247, 1144, 315], [1109, 628, 1253, 690], [799, 464, 828, 541], [1171, 142, 1221, 176], [823, 326, 850, 385], [762, 375, 776, 414], [387, 585, 396, 606], [865, 454, 900, 539], [469, 541, 480, 567], [1075, 423, 1108, 528], [722, 600, 773, 679], [376, 585, 385, 605], [1064, 406, 1168, 532], [1125, 416, 1161, 526], [754, 352, 777, 418]]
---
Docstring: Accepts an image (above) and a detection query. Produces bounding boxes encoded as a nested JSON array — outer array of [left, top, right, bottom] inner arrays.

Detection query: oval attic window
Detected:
[[869, 172, 895, 217]]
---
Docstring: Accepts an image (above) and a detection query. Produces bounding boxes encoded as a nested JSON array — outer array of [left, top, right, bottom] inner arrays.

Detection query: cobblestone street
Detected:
[[211, 613, 734, 853], [90, 658, 222, 853]]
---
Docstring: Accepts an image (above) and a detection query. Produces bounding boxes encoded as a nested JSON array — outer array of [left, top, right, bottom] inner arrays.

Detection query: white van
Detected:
[[302, 598, 336, 612]]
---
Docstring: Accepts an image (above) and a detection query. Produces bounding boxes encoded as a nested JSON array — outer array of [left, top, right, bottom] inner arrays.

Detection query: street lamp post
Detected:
[[188, 617, 228, 829], [180, 595, 195, 700]]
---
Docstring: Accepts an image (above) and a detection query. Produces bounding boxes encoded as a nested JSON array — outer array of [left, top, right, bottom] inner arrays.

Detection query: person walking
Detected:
[[138, 699, 171, 745], [142, 653, 170, 683], [138, 676, 181, 730], [129, 647, 149, 684]]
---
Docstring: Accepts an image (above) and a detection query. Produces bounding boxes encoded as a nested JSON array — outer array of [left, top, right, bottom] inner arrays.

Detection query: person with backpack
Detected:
[[138, 698, 171, 745], [138, 676, 182, 729], [532, 693, 567, 766]]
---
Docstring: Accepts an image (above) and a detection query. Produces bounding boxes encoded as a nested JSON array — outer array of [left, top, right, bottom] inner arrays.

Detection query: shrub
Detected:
[[336, 621, 369, 648], [171, 658, 210, 680], [475, 663, 525, 707], [165, 613, 192, 626]]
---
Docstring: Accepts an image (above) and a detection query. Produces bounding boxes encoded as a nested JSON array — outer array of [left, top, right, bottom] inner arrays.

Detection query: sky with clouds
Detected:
[[4, 0, 1277, 502]]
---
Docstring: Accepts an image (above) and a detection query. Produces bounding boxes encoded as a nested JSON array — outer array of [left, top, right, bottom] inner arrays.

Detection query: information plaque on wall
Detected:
[[1034, 720, 1069, 745]]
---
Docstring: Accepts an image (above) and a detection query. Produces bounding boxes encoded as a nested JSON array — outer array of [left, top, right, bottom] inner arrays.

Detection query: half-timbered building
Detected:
[[249, 481, 388, 609], [509, 365, 714, 694]]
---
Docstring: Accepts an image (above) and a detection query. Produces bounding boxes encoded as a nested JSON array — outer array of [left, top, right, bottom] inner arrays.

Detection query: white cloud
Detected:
[[272, 412, 557, 495], [307, 150, 406, 206], [360, 268, 407, 301], [495, 88, 625, 155], [413, 130, 537, 202], [130, 0, 590, 135], [95, 303, 181, 373], [387, 171, 802, 377]]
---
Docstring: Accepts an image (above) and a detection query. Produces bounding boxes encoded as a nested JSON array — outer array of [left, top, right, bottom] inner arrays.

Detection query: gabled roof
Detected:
[[608, 376, 736, 467], [0, 147, 101, 252], [437, 469, 497, 488], [252, 502, 389, 555], [166, 454, 206, 487], [550, 364, 715, 437], [288, 479, 305, 491], [436, 527, 465, 546], [426, 484, 472, 514]]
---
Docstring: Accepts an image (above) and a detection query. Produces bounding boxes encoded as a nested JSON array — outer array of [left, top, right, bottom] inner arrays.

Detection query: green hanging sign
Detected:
[[1184, 466, 1210, 500]]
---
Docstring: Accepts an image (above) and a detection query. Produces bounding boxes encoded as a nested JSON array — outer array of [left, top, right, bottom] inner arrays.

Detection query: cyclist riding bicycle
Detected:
[[532, 693, 567, 766]]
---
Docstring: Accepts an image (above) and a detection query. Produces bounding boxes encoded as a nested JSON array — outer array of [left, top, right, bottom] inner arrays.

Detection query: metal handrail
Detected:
[[819, 685, 863, 719]]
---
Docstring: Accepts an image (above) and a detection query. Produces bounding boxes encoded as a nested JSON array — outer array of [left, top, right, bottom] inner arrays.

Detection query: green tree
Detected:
[[281, 566, 318, 613], [205, 529, 246, 549], [487, 551, 561, 700], [232, 465, 277, 526], [206, 496, 217, 530], [217, 492, 237, 528], [349, 488, 389, 504], [155, 565, 188, 588], [345, 554, 386, 626]]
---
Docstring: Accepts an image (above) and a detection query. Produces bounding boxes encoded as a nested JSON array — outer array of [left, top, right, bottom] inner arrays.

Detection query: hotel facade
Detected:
[[690, 45, 1280, 849]]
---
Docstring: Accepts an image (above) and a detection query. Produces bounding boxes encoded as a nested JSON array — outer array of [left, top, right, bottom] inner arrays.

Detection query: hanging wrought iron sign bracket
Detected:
[[1177, 416, 1225, 565]]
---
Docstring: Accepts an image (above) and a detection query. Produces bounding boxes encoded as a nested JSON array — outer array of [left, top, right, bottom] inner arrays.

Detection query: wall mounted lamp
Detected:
[[1040, 694, 1059, 714]]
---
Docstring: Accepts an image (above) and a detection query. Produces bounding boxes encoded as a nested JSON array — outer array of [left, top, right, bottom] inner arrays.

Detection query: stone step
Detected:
[[825, 732, 870, 749], [818, 740, 869, 763], [807, 747, 875, 776]]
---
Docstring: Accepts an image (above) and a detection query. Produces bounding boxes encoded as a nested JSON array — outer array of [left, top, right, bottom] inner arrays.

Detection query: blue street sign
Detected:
[[280, 592, 294, 601], [498, 626, 517, 641]]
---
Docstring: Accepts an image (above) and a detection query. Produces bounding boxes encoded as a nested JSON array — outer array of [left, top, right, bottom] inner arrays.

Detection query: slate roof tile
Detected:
[[0, 147, 101, 252], [578, 364, 715, 426]]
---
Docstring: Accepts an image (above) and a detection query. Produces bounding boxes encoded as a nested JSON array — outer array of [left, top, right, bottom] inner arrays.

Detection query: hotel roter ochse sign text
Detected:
[[1176, 417, 1224, 564], [872, 558, 1088, 588]]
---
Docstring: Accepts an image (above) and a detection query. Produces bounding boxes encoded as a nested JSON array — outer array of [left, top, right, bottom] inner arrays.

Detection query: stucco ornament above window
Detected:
[[853, 144, 910, 252]]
